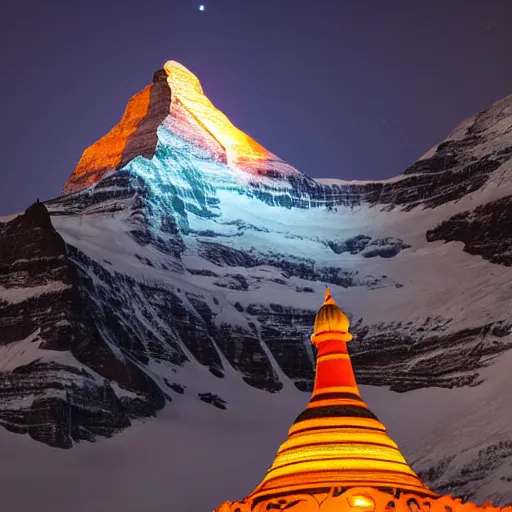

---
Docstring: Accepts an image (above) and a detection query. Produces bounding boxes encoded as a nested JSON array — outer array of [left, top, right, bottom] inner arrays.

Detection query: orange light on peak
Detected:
[[163, 60, 269, 167], [63, 85, 153, 193]]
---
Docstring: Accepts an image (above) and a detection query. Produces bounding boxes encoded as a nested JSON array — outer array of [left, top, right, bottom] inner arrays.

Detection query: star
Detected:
[[198, 4, 205, 11]]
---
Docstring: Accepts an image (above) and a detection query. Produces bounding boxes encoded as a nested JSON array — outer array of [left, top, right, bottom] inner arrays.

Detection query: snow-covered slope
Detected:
[[1, 61, 512, 510], [0, 356, 511, 512]]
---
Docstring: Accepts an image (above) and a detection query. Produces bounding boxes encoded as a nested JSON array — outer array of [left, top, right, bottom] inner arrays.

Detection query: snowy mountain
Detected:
[[1, 61, 512, 511]]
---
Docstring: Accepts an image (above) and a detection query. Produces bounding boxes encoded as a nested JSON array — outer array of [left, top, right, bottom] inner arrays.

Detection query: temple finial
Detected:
[[312, 288, 352, 345], [324, 287, 335, 305]]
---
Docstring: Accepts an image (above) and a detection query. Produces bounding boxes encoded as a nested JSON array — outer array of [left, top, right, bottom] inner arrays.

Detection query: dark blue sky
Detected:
[[1, 0, 512, 215]]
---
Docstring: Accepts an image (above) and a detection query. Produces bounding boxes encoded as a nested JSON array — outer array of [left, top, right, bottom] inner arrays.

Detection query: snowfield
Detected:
[[0, 348, 511, 512]]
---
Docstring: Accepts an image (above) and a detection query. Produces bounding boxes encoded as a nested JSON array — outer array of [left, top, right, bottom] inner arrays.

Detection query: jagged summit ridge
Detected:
[[61, 59, 512, 216], [62, 60, 302, 195]]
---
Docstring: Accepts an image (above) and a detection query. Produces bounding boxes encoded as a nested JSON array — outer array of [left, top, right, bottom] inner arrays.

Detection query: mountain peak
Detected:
[[62, 60, 302, 195], [62, 66, 171, 194], [163, 60, 272, 165]]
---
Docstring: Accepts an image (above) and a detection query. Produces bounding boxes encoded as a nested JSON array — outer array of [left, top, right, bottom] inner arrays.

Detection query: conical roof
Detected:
[[247, 289, 436, 502]]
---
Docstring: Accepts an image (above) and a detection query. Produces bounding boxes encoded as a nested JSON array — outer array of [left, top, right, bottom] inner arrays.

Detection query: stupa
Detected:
[[214, 290, 512, 512]]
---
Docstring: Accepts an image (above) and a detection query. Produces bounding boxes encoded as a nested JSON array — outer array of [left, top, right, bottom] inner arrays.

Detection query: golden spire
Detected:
[[324, 286, 336, 304], [246, 289, 435, 503], [311, 287, 352, 345]]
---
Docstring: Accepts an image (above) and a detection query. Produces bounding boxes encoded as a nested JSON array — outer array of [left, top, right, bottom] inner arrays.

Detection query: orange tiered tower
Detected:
[[215, 290, 510, 512], [247, 288, 436, 503]]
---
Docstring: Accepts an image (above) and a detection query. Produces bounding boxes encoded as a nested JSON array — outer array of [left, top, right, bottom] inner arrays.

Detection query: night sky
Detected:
[[1, 0, 512, 216]]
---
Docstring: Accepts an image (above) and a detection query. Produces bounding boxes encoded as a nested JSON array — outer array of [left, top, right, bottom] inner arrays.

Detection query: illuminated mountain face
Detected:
[[163, 61, 270, 165], [63, 61, 302, 195], [62, 77, 169, 194]]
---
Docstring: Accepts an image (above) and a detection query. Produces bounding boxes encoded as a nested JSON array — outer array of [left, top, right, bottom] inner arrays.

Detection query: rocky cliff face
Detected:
[[62, 70, 172, 194], [2, 62, 512, 503], [0, 200, 166, 447]]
